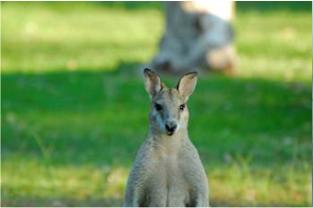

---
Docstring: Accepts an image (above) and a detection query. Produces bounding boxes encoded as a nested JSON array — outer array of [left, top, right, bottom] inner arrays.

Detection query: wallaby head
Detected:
[[143, 68, 198, 136]]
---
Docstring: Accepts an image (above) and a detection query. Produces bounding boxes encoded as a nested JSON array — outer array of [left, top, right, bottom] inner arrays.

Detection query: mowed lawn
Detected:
[[2, 2, 312, 206]]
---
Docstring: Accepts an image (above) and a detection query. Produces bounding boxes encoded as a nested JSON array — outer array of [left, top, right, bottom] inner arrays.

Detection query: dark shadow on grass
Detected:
[[2, 62, 311, 167], [236, 1, 311, 12]]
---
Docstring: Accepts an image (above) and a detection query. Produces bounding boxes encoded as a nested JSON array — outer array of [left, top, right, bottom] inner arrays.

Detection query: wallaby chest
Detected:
[[143, 141, 190, 206], [151, 137, 184, 177]]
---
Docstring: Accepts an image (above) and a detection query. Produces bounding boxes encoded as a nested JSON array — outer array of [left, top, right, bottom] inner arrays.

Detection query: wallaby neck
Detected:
[[148, 128, 189, 154]]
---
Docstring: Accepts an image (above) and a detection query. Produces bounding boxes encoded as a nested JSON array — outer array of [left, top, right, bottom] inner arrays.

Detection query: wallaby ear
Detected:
[[144, 68, 162, 97], [176, 72, 198, 101]]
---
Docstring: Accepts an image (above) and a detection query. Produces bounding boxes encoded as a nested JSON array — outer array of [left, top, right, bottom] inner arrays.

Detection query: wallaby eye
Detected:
[[155, 103, 163, 111], [179, 104, 185, 111]]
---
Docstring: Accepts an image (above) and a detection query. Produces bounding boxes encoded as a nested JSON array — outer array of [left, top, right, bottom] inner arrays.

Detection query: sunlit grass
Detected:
[[2, 159, 311, 206], [2, 2, 312, 206], [2, 2, 163, 73]]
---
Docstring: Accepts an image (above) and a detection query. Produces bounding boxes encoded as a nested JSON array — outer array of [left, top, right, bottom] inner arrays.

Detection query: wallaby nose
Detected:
[[165, 121, 177, 135]]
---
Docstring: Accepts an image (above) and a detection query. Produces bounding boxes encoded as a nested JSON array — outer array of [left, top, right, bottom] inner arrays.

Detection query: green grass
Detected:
[[1, 2, 312, 206]]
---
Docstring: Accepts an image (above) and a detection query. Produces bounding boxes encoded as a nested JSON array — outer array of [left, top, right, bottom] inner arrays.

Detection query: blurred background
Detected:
[[1, 1, 312, 206]]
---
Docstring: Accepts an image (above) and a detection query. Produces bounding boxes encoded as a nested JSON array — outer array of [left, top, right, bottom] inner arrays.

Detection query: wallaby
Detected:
[[124, 68, 209, 207]]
